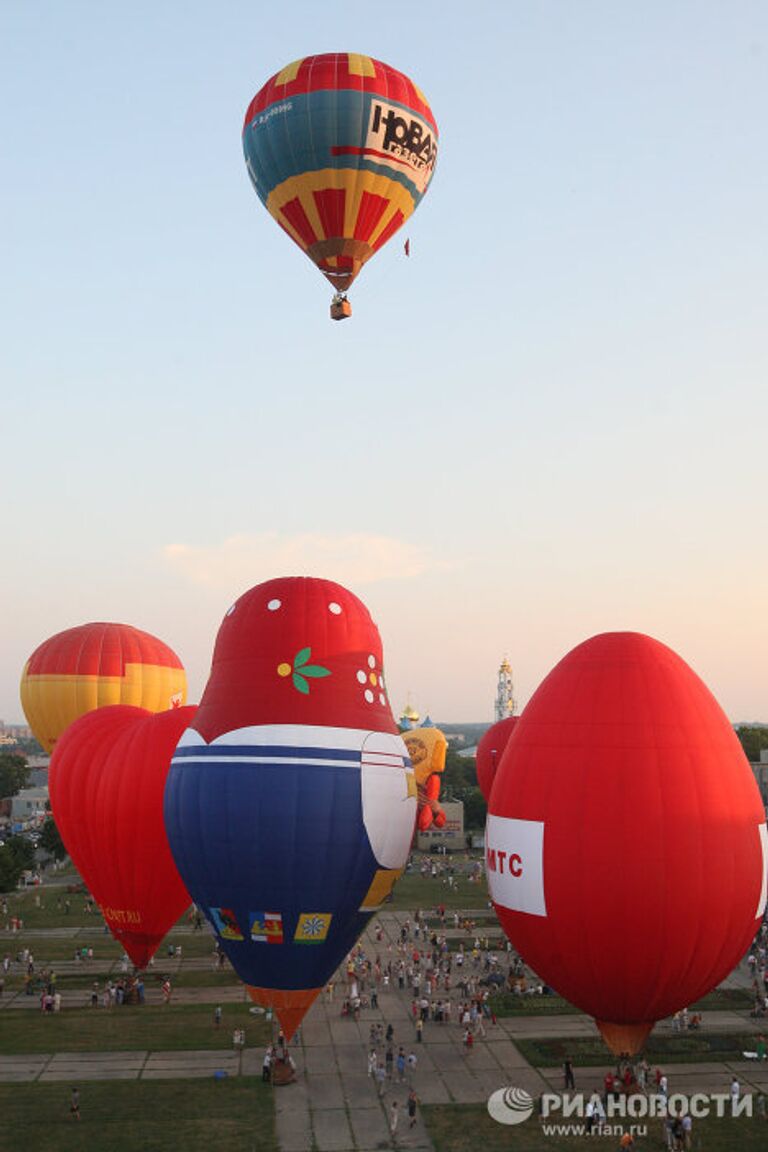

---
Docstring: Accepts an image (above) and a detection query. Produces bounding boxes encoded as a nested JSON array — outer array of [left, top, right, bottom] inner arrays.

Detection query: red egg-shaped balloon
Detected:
[[475, 717, 518, 802], [486, 632, 767, 1055], [49, 704, 195, 967]]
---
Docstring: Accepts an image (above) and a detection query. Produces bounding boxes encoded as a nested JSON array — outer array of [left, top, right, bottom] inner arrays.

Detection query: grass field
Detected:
[[386, 860, 490, 913], [488, 986, 756, 1020], [424, 1103, 768, 1151], [515, 1030, 767, 1068], [0, 1002, 269, 1053], [0, 1078, 277, 1152]]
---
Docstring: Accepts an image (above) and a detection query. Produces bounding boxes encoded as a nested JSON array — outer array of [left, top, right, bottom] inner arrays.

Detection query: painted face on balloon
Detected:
[[192, 576, 398, 741]]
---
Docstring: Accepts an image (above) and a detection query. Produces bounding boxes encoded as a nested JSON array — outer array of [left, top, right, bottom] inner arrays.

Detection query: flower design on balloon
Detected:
[[356, 654, 387, 706], [277, 648, 331, 695]]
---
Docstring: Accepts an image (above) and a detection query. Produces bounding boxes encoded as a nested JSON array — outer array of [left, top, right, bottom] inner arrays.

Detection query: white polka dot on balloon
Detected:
[[364, 689, 374, 704], [329, 602, 342, 615], [368, 655, 376, 668], [267, 599, 281, 611], [356, 671, 367, 684]]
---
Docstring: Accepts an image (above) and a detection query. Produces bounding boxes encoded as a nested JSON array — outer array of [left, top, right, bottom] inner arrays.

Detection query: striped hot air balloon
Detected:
[[20, 623, 187, 753], [242, 53, 438, 317]]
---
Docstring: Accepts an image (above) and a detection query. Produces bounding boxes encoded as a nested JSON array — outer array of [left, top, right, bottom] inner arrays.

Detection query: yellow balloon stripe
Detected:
[[267, 169, 415, 250], [20, 665, 187, 751], [347, 53, 376, 78], [274, 58, 303, 86]]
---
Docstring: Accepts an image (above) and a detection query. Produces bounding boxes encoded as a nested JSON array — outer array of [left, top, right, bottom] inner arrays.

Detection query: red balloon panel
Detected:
[[49, 705, 195, 967]]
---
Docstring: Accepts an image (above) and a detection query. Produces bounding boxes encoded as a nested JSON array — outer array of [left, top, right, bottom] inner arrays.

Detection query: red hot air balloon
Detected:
[[20, 622, 187, 753], [486, 632, 768, 1055], [475, 717, 518, 802], [49, 705, 195, 968]]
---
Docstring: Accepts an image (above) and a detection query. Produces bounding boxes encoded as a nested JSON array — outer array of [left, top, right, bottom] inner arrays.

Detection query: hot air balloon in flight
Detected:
[[242, 53, 438, 320], [164, 577, 417, 1038], [20, 622, 187, 753], [486, 632, 767, 1056], [475, 716, 518, 802], [49, 705, 195, 968]]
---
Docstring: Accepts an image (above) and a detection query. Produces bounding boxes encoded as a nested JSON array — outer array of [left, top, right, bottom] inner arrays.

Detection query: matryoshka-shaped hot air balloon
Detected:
[[164, 577, 417, 1038], [486, 632, 768, 1056], [20, 622, 187, 752], [49, 705, 195, 967], [242, 53, 438, 320]]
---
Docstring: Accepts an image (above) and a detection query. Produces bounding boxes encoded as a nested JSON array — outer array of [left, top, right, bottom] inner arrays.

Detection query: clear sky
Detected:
[[2, 1, 766, 726]]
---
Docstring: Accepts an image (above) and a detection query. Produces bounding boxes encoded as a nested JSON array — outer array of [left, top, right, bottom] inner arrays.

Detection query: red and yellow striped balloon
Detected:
[[20, 622, 187, 752]]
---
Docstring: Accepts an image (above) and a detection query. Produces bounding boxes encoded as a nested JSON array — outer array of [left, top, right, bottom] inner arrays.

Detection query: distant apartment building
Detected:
[[10, 786, 48, 826], [416, 800, 465, 851], [0, 722, 34, 742]]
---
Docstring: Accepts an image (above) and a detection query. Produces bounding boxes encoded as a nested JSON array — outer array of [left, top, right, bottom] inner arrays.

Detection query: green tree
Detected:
[[39, 815, 67, 861], [438, 750, 487, 830], [0, 751, 30, 798], [441, 749, 477, 797], [736, 726, 768, 762], [462, 786, 487, 830], [0, 835, 36, 893]]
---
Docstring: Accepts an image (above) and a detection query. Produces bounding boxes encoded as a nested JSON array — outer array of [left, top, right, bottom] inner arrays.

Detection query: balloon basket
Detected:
[[271, 1061, 297, 1086], [330, 297, 352, 321]]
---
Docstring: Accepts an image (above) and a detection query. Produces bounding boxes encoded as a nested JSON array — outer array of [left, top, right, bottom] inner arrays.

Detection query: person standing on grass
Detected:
[[407, 1089, 418, 1129], [69, 1088, 80, 1121]]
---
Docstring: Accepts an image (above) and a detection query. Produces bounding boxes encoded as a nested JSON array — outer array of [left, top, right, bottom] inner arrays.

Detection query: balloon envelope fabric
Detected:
[[475, 716, 518, 802], [243, 53, 438, 292], [164, 576, 417, 1037], [49, 704, 195, 967], [486, 632, 768, 1055], [20, 621, 187, 752]]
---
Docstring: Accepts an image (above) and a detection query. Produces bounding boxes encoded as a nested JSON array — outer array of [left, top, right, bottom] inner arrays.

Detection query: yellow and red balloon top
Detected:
[[20, 622, 187, 752], [243, 52, 438, 292]]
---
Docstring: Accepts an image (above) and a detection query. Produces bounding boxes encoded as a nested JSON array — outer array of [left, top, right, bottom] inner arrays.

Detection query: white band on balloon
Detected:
[[485, 815, 547, 917], [758, 823, 768, 920]]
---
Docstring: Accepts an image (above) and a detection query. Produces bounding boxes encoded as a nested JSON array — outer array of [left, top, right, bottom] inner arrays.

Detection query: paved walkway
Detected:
[[1, 911, 767, 1151]]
